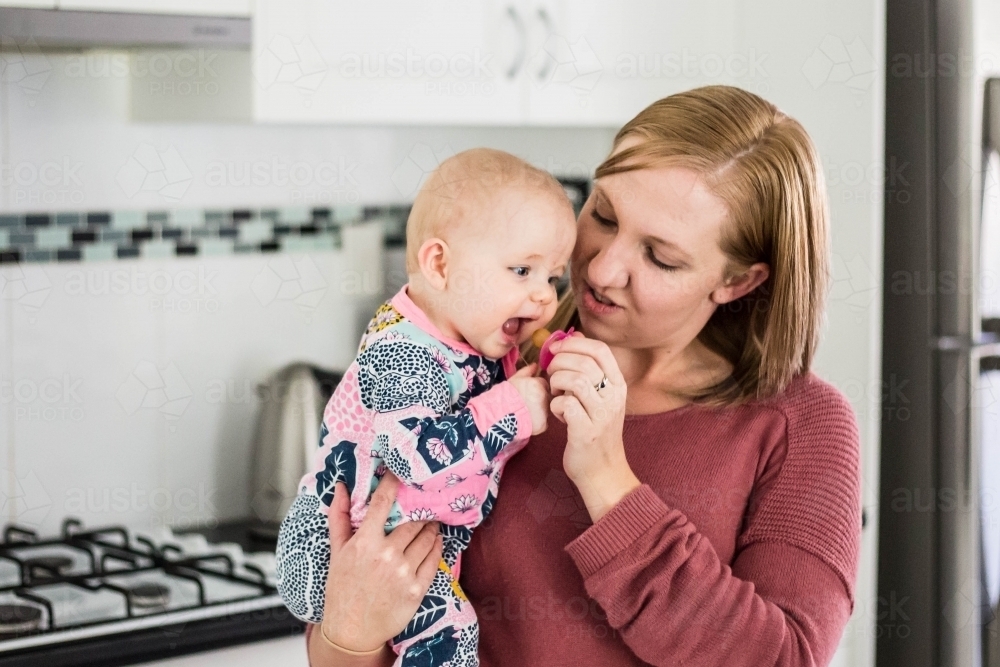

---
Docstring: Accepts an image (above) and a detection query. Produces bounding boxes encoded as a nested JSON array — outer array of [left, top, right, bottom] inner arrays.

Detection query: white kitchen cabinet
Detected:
[[252, 0, 749, 126], [253, 0, 526, 125], [524, 0, 742, 125], [56, 0, 251, 16]]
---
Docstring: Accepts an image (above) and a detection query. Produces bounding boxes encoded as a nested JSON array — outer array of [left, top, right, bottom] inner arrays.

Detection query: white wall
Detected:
[[730, 2, 885, 666]]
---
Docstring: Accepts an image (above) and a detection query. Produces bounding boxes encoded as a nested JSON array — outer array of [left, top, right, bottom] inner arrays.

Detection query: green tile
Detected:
[[238, 220, 273, 244], [278, 207, 310, 224], [82, 243, 117, 262], [170, 209, 205, 227], [34, 227, 71, 250], [141, 240, 175, 259], [0, 230, 8, 248], [55, 212, 82, 226], [112, 211, 145, 230], [24, 249, 52, 262], [335, 205, 364, 224], [198, 238, 233, 256]]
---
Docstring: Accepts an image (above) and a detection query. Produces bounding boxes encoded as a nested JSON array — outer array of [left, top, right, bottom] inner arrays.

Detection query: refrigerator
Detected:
[[879, 0, 1000, 665]]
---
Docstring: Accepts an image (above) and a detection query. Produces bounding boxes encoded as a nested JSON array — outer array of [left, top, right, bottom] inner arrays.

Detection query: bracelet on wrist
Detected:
[[319, 624, 384, 656]]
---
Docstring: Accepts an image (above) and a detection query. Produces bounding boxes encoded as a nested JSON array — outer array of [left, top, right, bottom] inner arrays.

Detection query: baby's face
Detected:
[[442, 189, 577, 360]]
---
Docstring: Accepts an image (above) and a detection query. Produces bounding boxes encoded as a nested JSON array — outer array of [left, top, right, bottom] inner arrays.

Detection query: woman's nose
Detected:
[[586, 239, 630, 289]]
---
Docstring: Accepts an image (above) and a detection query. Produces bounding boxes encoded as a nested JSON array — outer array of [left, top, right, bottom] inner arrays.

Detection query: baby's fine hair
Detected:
[[404, 147, 568, 273]]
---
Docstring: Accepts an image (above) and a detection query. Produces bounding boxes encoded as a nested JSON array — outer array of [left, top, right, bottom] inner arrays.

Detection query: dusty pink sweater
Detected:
[[459, 371, 862, 666]]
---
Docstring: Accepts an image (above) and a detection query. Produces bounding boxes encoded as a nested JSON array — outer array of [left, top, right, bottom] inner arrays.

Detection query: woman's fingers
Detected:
[[545, 351, 605, 386], [357, 471, 400, 539], [549, 336, 625, 386], [402, 520, 441, 565], [549, 366, 603, 399], [326, 481, 355, 550]]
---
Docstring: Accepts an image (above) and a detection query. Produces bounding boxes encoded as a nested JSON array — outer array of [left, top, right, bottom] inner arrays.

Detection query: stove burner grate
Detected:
[[0, 604, 43, 636], [126, 582, 171, 610]]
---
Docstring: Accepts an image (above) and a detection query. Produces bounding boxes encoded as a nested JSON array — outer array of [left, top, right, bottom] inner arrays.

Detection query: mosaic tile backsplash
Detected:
[[0, 205, 411, 264]]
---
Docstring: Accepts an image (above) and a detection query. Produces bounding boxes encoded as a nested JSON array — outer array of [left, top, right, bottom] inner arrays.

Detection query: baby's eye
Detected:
[[510, 266, 529, 277]]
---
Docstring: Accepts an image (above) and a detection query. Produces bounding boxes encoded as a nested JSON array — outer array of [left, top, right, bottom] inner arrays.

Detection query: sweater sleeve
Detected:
[[564, 379, 862, 667]]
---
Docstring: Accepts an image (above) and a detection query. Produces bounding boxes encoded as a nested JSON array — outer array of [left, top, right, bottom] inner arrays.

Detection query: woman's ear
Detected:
[[416, 237, 450, 290], [711, 262, 770, 304]]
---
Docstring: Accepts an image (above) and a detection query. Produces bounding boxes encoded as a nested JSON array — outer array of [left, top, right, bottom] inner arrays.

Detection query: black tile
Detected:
[[175, 244, 198, 256], [160, 228, 183, 240], [87, 212, 111, 225], [298, 224, 319, 235], [260, 241, 279, 252], [0, 250, 20, 263], [57, 249, 81, 261], [131, 229, 155, 243], [9, 232, 35, 245], [24, 214, 51, 227], [312, 207, 332, 219], [117, 246, 140, 259], [71, 230, 97, 244], [218, 227, 238, 238], [273, 225, 294, 235], [232, 209, 253, 222]]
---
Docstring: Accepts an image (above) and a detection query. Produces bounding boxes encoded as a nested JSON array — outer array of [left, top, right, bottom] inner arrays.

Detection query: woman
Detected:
[[305, 85, 861, 667]]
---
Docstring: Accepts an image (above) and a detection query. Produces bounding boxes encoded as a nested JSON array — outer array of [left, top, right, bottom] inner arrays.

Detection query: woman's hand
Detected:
[[318, 472, 443, 654], [547, 334, 641, 523]]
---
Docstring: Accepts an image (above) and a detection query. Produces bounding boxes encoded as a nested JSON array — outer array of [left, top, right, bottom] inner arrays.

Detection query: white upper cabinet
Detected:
[[252, 0, 743, 126], [253, 0, 527, 125], [0, 1, 57, 7], [56, 0, 251, 16], [524, 0, 740, 126]]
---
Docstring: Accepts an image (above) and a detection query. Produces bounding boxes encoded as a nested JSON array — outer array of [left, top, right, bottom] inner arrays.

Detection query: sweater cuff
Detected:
[[564, 484, 671, 579]]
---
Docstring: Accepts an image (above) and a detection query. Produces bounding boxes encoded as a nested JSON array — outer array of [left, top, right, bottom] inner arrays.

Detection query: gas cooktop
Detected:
[[0, 519, 303, 666]]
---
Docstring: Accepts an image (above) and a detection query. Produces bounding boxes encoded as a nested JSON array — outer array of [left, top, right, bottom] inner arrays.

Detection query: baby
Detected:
[[275, 148, 577, 666]]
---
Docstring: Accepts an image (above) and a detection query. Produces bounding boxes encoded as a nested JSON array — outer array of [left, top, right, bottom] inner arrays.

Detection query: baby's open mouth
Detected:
[[502, 318, 524, 336]]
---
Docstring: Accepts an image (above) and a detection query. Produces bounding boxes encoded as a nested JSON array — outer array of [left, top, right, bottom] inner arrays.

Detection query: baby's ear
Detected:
[[416, 237, 450, 290]]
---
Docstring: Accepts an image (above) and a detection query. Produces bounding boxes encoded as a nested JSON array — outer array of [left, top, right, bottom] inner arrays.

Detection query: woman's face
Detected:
[[572, 159, 743, 353]]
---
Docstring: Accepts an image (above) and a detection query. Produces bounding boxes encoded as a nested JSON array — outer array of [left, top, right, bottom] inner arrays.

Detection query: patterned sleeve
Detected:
[[358, 334, 532, 526]]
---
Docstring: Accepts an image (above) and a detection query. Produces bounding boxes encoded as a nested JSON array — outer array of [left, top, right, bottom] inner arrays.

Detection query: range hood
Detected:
[[0, 6, 250, 48]]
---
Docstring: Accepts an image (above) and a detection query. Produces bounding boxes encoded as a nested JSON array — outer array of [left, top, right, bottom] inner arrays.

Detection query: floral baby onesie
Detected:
[[275, 284, 532, 667]]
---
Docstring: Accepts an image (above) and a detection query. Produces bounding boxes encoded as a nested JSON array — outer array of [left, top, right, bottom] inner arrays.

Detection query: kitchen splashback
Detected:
[[0, 205, 409, 265]]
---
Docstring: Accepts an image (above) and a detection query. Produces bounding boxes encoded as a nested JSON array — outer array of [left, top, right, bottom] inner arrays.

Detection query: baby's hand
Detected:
[[507, 363, 550, 435]]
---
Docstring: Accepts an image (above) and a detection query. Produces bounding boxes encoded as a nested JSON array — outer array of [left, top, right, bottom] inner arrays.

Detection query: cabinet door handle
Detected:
[[506, 5, 527, 79], [535, 6, 555, 81]]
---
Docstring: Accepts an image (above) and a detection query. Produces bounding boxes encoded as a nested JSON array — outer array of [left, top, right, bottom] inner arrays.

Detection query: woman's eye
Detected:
[[647, 247, 678, 271], [591, 209, 616, 228], [510, 266, 529, 277]]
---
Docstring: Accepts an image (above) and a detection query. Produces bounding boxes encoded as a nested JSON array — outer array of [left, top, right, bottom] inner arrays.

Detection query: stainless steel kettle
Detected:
[[248, 363, 342, 526]]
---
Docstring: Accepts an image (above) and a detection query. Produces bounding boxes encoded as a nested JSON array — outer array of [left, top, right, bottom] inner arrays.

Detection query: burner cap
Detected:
[[23, 555, 73, 581], [127, 582, 170, 609], [0, 604, 43, 635]]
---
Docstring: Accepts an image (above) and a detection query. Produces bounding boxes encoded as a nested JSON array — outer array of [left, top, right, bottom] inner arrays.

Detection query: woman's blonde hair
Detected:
[[523, 85, 831, 407]]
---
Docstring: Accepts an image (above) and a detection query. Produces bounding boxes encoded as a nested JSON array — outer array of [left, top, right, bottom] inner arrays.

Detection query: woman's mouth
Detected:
[[582, 284, 622, 315]]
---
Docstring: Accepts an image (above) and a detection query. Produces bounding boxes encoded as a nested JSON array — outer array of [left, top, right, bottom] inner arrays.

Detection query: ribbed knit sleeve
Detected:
[[563, 375, 862, 667]]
